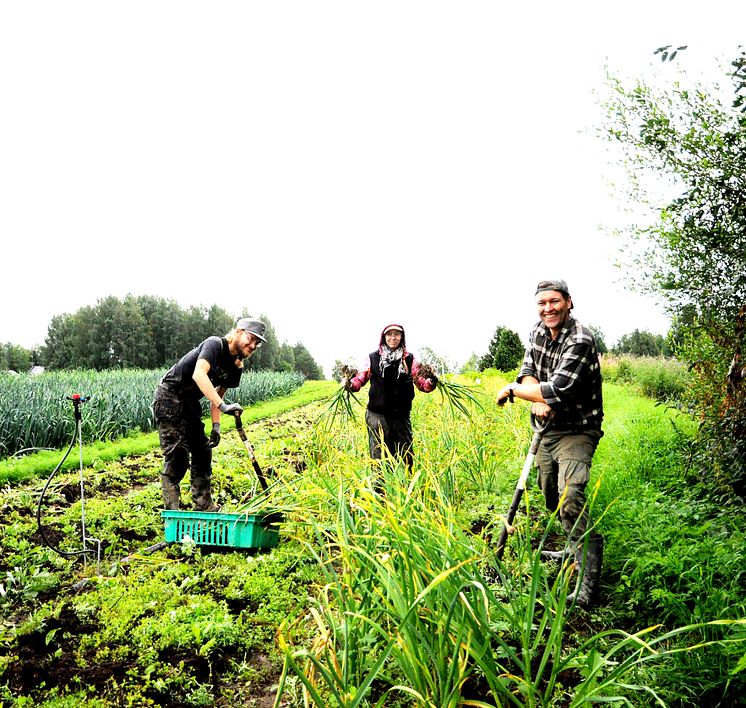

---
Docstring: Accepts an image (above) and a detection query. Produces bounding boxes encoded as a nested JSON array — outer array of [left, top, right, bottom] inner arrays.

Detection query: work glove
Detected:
[[208, 422, 221, 448], [219, 401, 244, 416]]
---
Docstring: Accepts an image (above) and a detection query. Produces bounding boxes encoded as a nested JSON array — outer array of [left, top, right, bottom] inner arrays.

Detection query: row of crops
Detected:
[[0, 369, 305, 458]]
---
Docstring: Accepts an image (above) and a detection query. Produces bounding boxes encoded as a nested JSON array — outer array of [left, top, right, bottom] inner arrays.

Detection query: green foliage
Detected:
[[588, 325, 608, 355], [677, 322, 746, 499], [612, 328, 670, 357], [0, 368, 305, 460], [479, 325, 524, 372], [43, 295, 236, 370], [277, 378, 746, 706], [602, 355, 688, 403], [1, 372, 744, 705], [291, 342, 323, 380], [0, 566, 58, 610], [594, 384, 745, 704], [0, 342, 34, 372], [40, 296, 325, 378], [603, 55, 746, 498], [459, 352, 481, 373]]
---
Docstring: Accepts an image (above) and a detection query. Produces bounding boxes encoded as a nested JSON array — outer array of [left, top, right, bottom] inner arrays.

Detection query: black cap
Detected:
[[236, 318, 267, 342], [535, 279, 570, 297]]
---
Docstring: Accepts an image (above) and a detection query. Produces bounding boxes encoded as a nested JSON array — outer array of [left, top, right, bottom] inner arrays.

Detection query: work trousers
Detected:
[[535, 429, 602, 540], [153, 386, 215, 511], [365, 409, 414, 470]]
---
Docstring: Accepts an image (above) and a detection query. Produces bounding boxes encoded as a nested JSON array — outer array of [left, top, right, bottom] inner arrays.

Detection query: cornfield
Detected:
[[0, 369, 304, 459]]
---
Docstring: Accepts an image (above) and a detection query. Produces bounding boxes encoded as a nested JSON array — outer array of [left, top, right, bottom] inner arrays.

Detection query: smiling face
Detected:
[[384, 329, 403, 348], [238, 329, 263, 358], [536, 290, 572, 338]]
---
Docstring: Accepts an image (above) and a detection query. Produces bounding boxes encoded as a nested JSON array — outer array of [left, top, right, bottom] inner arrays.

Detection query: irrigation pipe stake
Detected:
[[36, 394, 103, 572], [495, 413, 551, 561], [233, 412, 269, 492]]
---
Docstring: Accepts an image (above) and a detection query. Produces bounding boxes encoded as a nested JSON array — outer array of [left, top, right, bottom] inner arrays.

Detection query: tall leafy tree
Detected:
[[135, 295, 185, 367], [459, 353, 481, 373], [613, 329, 669, 357], [278, 343, 297, 373], [588, 325, 608, 355], [0, 343, 32, 372], [38, 295, 324, 378], [417, 346, 455, 375], [479, 326, 524, 373], [293, 342, 323, 380], [603, 51, 746, 497]]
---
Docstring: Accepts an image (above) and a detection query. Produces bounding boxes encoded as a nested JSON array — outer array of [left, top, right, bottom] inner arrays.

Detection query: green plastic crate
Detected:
[[161, 510, 282, 550]]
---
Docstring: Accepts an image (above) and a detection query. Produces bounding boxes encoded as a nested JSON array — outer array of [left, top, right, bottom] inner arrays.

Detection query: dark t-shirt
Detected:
[[160, 336, 242, 401]]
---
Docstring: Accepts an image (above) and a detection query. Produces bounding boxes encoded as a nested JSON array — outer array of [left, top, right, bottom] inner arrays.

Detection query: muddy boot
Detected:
[[193, 490, 219, 512], [198, 502, 221, 512], [161, 476, 182, 510], [192, 479, 220, 512], [567, 534, 603, 608]]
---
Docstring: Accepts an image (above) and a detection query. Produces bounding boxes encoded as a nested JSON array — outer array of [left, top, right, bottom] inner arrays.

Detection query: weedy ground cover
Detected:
[[0, 370, 744, 706]]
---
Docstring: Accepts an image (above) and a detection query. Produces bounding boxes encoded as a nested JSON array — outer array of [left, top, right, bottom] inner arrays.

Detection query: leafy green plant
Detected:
[[0, 369, 306, 459], [1, 371, 745, 706]]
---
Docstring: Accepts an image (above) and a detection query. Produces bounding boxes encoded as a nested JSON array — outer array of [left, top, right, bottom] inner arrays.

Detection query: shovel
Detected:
[[495, 413, 550, 560], [233, 412, 269, 491]]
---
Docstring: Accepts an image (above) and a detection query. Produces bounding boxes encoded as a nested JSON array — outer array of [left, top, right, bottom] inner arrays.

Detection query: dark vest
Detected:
[[367, 351, 415, 415]]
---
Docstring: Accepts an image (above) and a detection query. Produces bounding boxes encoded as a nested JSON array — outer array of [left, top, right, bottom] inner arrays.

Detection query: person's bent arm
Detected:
[[193, 359, 224, 408], [211, 386, 226, 424], [412, 360, 437, 392], [497, 376, 543, 404], [496, 375, 552, 417], [347, 357, 372, 392]]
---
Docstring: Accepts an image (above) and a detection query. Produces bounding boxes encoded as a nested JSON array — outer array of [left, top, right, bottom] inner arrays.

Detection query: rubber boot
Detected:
[[161, 476, 182, 510], [193, 489, 220, 512], [567, 534, 603, 608]]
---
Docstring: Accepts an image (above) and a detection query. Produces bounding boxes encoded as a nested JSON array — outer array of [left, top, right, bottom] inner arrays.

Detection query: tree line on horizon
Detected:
[[0, 294, 324, 379], [467, 323, 670, 374]]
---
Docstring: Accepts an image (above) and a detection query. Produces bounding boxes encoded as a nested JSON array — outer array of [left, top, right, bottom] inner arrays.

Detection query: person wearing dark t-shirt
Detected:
[[153, 318, 266, 511]]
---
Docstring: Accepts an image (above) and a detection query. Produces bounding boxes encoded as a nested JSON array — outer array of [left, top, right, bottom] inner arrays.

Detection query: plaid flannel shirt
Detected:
[[517, 316, 603, 431]]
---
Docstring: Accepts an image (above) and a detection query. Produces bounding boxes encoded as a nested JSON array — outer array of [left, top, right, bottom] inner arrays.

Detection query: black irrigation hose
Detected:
[[36, 399, 95, 558]]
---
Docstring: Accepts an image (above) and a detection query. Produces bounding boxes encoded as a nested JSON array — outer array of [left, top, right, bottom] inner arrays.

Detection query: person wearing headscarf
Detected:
[[345, 323, 437, 470]]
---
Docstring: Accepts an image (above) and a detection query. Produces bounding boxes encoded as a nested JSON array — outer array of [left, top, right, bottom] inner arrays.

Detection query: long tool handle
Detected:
[[234, 414, 269, 491], [495, 427, 544, 560]]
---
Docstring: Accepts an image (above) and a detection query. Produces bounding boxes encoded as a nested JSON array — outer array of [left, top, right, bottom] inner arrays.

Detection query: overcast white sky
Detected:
[[2, 3, 743, 376]]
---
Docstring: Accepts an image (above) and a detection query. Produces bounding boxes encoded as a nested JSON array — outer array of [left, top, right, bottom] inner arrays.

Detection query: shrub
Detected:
[[601, 356, 687, 403]]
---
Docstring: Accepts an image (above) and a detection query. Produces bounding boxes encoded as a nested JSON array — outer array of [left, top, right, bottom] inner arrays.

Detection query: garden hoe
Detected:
[[233, 411, 269, 491], [495, 412, 550, 561]]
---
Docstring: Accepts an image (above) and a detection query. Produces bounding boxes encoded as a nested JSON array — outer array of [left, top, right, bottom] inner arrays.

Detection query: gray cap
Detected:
[[535, 279, 570, 297], [236, 317, 267, 342]]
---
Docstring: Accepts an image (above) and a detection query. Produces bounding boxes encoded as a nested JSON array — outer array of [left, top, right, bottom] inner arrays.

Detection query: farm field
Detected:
[[1, 371, 744, 707]]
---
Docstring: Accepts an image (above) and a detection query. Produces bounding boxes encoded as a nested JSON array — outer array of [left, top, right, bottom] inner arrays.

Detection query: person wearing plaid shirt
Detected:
[[496, 279, 604, 608]]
